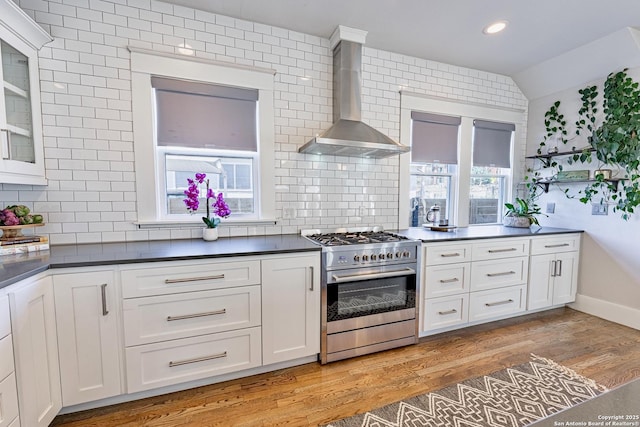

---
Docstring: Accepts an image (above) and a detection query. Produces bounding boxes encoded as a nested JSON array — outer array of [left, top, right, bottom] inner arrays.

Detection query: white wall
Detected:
[[0, 0, 527, 244], [526, 67, 640, 314]]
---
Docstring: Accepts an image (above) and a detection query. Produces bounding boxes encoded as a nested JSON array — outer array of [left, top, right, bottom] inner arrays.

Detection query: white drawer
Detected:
[[531, 234, 581, 255], [0, 373, 19, 427], [472, 238, 529, 261], [121, 259, 261, 298], [0, 294, 9, 339], [470, 257, 528, 292], [123, 285, 261, 346], [424, 263, 470, 298], [126, 327, 262, 393], [0, 334, 14, 381], [424, 243, 472, 266], [423, 295, 469, 332], [469, 285, 526, 322]]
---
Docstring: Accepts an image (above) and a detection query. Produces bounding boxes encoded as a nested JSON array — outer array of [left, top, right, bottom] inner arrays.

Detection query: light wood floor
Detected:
[[52, 308, 640, 427]]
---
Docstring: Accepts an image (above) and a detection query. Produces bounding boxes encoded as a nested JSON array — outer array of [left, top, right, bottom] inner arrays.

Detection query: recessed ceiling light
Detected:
[[483, 20, 508, 35]]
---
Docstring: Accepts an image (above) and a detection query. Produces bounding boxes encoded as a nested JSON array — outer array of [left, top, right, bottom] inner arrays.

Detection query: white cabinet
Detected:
[[421, 238, 530, 336], [528, 234, 580, 310], [53, 270, 123, 407], [8, 274, 61, 427], [121, 258, 263, 393], [0, 0, 51, 185], [0, 291, 19, 427], [261, 254, 320, 365]]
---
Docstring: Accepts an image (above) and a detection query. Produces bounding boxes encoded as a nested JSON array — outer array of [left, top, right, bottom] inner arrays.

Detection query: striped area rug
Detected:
[[323, 354, 606, 427]]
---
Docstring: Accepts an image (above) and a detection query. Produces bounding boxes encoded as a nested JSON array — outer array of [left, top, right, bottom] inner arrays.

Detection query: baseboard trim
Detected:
[[569, 294, 640, 331]]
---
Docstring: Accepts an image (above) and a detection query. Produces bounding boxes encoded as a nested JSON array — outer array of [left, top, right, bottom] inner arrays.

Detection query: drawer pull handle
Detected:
[[557, 259, 563, 277], [485, 299, 514, 307], [544, 243, 570, 248], [164, 274, 225, 284], [439, 278, 459, 284], [440, 253, 461, 258], [486, 271, 516, 277], [167, 309, 226, 322], [100, 283, 109, 316], [169, 351, 227, 367], [488, 248, 517, 253], [438, 309, 458, 315], [309, 266, 314, 291]]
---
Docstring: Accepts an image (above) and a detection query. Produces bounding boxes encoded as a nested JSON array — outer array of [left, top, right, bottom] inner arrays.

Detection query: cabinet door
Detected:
[[261, 254, 320, 365], [53, 271, 122, 406], [528, 254, 555, 310], [9, 275, 62, 427], [0, 1, 50, 185], [552, 252, 578, 305]]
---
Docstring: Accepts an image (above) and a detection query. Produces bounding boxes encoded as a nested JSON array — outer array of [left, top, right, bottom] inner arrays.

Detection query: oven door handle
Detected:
[[331, 268, 416, 283]]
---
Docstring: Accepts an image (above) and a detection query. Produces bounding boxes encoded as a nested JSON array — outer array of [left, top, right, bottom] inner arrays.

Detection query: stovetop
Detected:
[[303, 229, 418, 269], [304, 231, 410, 247]]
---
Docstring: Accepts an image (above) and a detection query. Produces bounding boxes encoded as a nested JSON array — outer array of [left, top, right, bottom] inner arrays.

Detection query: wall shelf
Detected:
[[526, 147, 594, 160], [535, 178, 622, 193]]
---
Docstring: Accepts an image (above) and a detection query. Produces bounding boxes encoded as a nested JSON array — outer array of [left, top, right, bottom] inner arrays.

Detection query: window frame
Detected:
[[399, 92, 525, 228], [130, 48, 276, 227]]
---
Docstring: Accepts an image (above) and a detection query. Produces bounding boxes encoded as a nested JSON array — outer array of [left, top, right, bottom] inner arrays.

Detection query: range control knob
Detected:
[[386, 253, 393, 259], [371, 254, 377, 261], [363, 254, 370, 261], [403, 250, 411, 258], [354, 254, 360, 262], [379, 253, 385, 261], [395, 252, 401, 258]]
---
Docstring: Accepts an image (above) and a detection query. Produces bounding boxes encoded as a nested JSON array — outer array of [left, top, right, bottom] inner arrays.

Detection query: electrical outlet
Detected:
[[591, 204, 608, 215], [359, 206, 367, 216], [282, 208, 296, 219], [546, 202, 555, 214]]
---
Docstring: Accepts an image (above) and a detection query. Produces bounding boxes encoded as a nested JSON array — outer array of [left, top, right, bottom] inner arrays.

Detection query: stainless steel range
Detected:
[[303, 229, 419, 364]]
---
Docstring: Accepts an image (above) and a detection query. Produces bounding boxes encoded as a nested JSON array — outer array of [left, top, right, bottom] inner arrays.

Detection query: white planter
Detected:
[[202, 227, 219, 241], [503, 216, 531, 228]]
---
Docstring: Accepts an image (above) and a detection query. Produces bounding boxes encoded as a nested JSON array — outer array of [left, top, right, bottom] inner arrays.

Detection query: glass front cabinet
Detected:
[[0, 0, 51, 185]]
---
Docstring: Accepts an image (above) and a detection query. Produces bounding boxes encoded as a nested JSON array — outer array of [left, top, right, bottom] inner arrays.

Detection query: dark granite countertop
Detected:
[[0, 234, 321, 290], [397, 225, 583, 242]]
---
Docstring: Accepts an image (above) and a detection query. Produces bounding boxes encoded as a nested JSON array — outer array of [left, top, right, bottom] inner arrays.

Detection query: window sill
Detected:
[[134, 219, 278, 229]]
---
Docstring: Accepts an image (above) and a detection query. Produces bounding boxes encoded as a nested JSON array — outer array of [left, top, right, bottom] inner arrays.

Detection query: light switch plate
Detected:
[[546, 203, 555, 214], [591, 204, 608, 215]]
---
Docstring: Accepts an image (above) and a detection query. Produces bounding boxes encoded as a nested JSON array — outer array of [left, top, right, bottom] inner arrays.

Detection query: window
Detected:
[[151, 77, 259, 221], [399, 93, 523, 228], [408, 112, 461, 226], [409, 163, 456, 226], [130, 49, 276, 226], [469, 120, 515, 225]]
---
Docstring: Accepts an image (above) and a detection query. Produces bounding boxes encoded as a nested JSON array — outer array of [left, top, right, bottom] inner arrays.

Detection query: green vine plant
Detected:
[[582, 69, 640, 219], [530, 68, 640, 220]]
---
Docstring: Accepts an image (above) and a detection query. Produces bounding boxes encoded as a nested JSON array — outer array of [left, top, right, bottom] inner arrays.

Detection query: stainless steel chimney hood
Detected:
[[298, 26, 409, 159]]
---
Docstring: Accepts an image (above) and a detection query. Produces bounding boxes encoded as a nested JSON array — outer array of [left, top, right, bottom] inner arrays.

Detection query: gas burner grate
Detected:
[[306, 231, 408, 246]]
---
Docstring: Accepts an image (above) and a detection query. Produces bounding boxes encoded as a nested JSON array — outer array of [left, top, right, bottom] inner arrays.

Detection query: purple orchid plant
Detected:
[[183, 173, 231, 228]]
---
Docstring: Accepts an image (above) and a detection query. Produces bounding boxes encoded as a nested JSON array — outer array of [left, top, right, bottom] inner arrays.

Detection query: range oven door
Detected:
[[326, 265, 417, 332]]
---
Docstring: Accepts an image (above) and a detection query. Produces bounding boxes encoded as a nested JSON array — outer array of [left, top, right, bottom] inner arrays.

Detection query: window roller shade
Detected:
[[473, 119, 515, 168], [411, 112, 461, 164], [152, 77, 258, 151]]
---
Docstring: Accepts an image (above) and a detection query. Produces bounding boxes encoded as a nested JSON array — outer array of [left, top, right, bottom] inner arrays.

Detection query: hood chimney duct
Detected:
[[298, 26, 410, 158]]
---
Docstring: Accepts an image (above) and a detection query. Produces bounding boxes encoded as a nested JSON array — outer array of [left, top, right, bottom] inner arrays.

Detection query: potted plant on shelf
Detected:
[[503, 197, 543, 228], [183, 173, 231, 241]]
